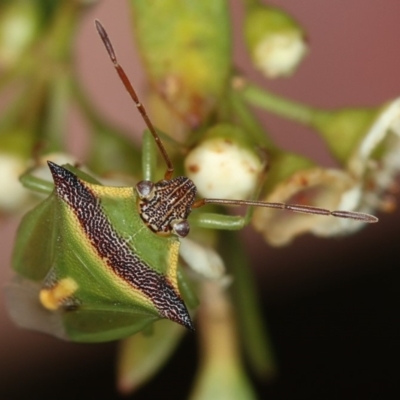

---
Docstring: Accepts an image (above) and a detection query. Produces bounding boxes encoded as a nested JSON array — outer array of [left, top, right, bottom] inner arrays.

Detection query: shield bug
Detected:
[[5, 20, 378, 343]]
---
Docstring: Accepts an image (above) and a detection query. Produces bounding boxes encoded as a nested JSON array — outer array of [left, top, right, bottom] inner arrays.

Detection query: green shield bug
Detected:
[[5, 20, 378, 343]]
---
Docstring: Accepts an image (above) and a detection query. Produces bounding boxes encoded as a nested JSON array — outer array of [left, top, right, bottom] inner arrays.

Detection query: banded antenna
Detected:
[[95, 20, 378, 225]]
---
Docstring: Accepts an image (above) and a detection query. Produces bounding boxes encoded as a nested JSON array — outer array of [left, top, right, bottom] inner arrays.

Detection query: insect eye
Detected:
[[171, 219, 190, 238], [136, 180, 155, 200]]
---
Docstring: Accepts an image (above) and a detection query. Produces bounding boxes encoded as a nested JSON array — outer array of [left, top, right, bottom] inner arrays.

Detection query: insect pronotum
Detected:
[[5, 20, 378, 343]]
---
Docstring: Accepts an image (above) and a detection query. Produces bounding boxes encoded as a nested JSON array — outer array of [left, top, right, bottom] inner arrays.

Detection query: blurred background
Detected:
[[1, 0, 399, 398]]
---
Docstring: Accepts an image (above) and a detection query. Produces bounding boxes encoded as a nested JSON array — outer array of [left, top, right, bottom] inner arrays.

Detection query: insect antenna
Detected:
[[192, 198, 378, 223], [95, 20, 174, 180], [94, 20, 378, 226]]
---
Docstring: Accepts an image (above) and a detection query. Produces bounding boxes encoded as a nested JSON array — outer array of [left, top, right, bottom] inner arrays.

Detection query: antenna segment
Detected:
[[95, 20, 174, 181], [95, 20, 378, 226]]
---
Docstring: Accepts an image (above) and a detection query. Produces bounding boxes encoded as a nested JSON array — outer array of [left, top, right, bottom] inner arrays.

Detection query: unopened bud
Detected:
[[0, 1, 41, 68], [244, 5, 308, 78], [184, 124, 265, 200]]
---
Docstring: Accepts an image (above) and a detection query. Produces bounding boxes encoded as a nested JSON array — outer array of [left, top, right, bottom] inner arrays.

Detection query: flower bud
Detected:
[[129, 1, 231, 132], [347, 98, 400, 178], [0, 0, 41, 68], [179, 238, 226, 281], [311, 108, 377, 165], [244, 4, 308, 78], [184, 124, 265, 200]]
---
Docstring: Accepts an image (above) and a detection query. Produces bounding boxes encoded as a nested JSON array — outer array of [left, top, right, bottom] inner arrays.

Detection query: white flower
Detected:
[[179, 238, 227, 282], [252, 168, 364, 246]]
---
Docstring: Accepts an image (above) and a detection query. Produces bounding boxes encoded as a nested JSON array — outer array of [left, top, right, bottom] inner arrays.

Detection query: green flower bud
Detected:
[[244, 4, 308, 78], [184, 124, 265, 200], [129, 0, 231, 130], [0, 0, 41, 68], [311, 108, 377, 165], [347, 98, 400, 178]]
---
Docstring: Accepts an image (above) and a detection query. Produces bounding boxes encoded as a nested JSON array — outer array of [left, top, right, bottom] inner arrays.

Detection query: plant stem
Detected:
[[240, 83, 317, 125], [220, 230, 277, 378], [44, 0, 81, 62], [229, 88, 276, 149]]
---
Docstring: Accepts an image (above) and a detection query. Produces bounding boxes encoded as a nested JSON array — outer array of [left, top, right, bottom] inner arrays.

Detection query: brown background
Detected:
[[1, 1, 400, 398]]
